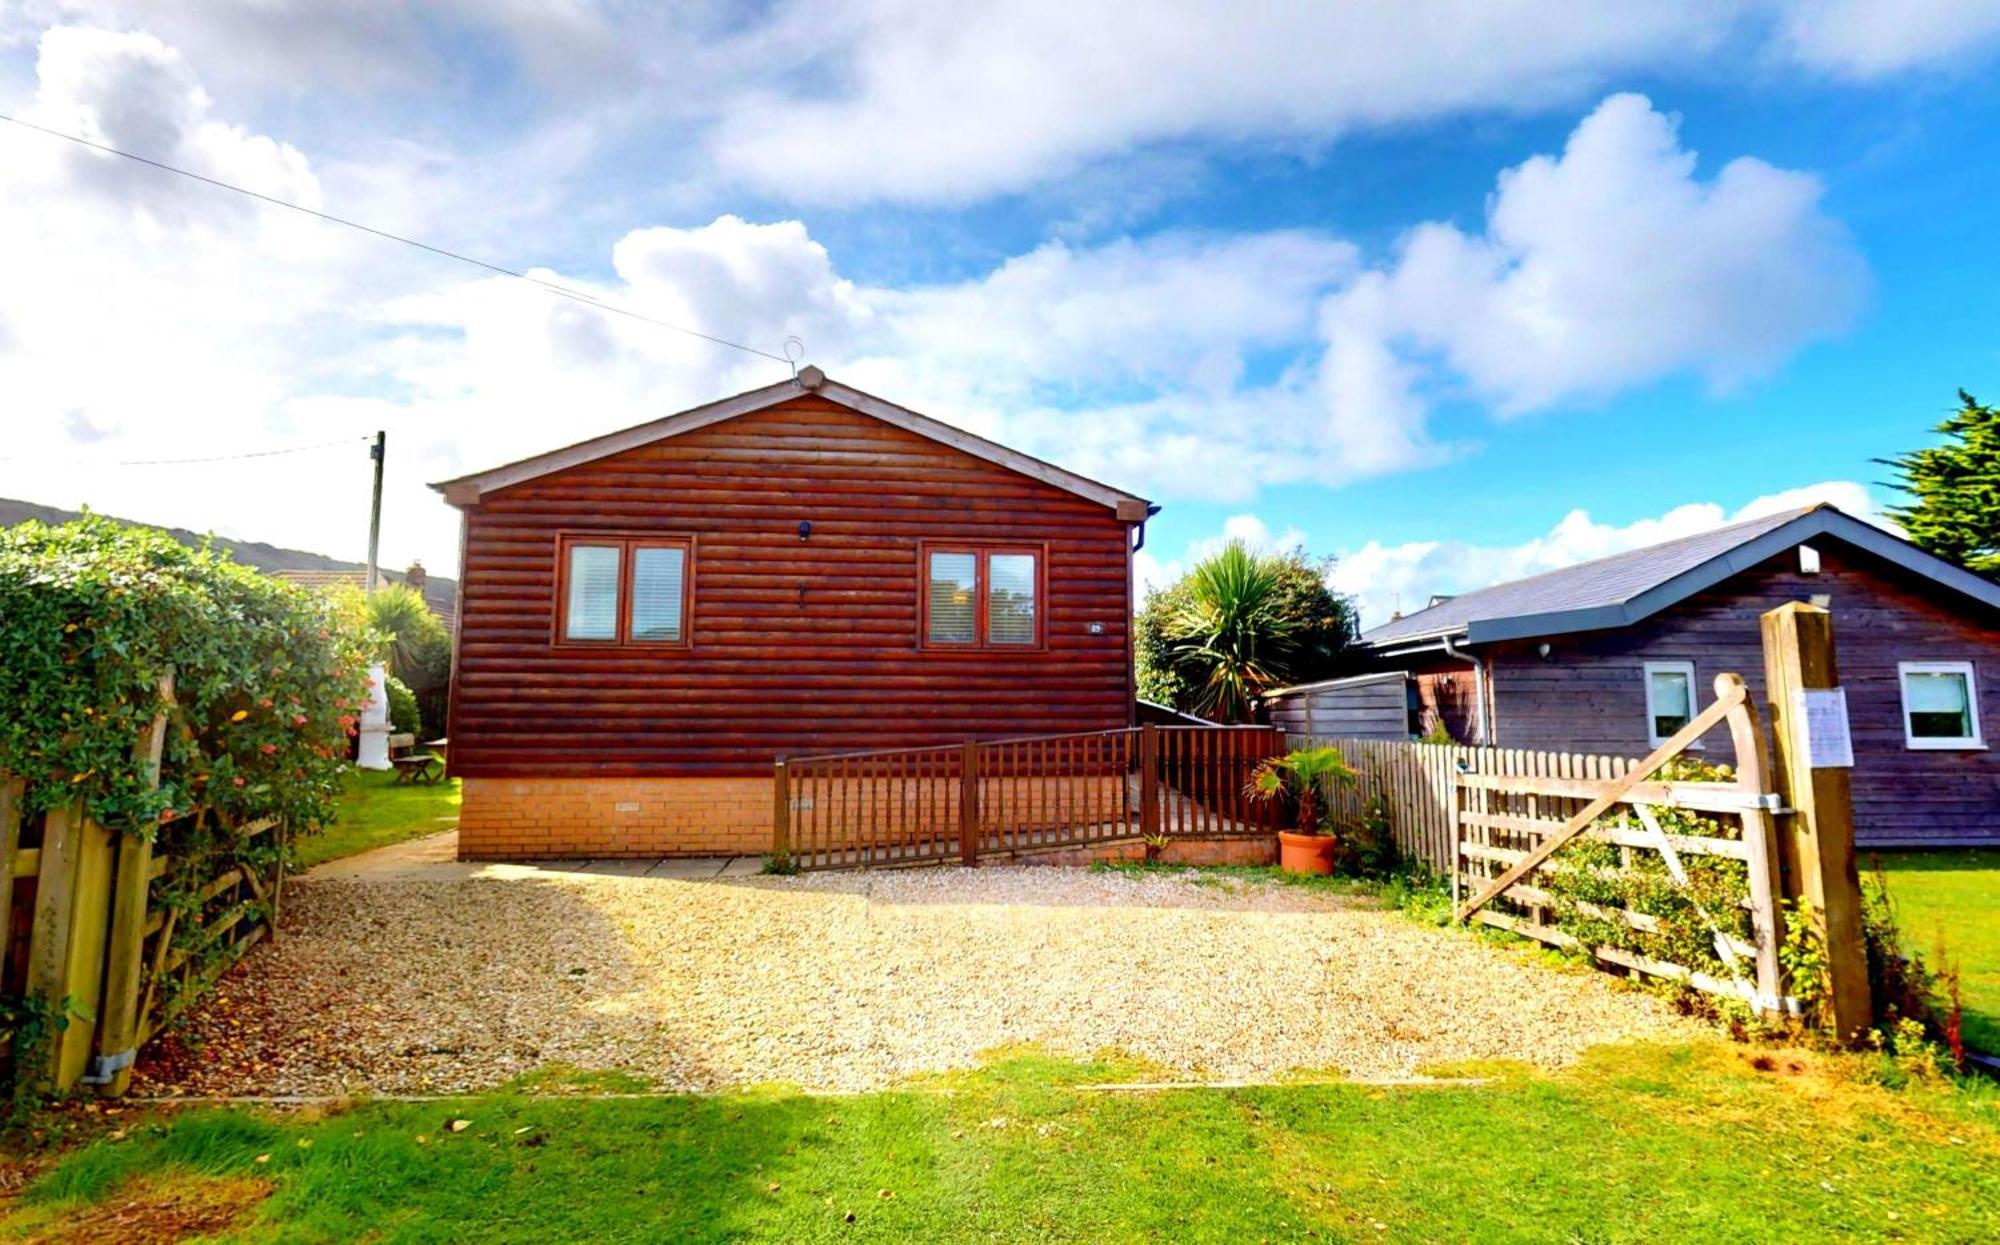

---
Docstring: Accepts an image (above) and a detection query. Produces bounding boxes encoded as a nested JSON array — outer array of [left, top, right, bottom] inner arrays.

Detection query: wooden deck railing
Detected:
[[773, 724, 1284, 871]]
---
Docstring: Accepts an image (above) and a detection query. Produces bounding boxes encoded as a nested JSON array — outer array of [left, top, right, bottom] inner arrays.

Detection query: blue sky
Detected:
[[2, 3, 1998, 625]]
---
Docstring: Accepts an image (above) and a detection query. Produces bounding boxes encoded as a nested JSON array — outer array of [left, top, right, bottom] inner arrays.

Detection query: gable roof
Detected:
[[1361, 503, 2000, 649], [430, 370, 1153, 515]]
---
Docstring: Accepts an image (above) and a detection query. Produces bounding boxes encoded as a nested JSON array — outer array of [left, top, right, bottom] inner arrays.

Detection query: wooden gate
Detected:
[[1450, 672, 1791, 1012], [772, 725, 1282, 871], [2, 680, 286, 1096]]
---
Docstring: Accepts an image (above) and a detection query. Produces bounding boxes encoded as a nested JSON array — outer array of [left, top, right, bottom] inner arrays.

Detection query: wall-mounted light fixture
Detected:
[[1538, 642, 1552, 659], [798, 520, 812, 541]]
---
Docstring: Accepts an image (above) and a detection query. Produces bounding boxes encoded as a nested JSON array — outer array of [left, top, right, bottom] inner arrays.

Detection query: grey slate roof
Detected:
[[1360, 503, 2000, 649]]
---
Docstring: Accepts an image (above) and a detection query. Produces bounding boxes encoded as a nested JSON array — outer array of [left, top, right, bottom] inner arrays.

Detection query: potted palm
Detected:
[[1247, 746, 1356, 875]]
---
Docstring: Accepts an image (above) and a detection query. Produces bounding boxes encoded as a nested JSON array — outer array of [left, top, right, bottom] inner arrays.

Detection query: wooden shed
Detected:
[[1263, 672, 1411, 740], [431, 369, 1154, 859]]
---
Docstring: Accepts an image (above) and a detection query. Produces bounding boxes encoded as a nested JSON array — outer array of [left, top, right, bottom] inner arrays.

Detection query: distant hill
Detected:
[[0, 496, 458, 622]]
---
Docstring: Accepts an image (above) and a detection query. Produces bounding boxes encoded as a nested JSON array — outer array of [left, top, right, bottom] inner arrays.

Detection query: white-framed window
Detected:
[[1643, 661, 1698, 748], [1898, 661, 1984, 750]]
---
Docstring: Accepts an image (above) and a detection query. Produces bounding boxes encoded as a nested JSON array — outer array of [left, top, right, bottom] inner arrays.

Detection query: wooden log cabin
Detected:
[[432, 368, 1154, 858], [1267, 504, 2000, 849]]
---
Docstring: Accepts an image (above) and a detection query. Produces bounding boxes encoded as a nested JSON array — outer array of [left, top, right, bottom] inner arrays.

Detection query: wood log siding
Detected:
[[451, 396, 1136, 776], [1482, 543, 2000, 848]]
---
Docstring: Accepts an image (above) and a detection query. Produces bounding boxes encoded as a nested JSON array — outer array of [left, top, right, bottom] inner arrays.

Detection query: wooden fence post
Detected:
[[1139, 724, 1160, 837], [1761, 602, 1871, 1036], [26, 798, 117, 1090], [959, 742, 980, 866], [0, 777, 20, 990], [771, 759, 791, 863], [94, 672, 174, 1095], [1717, 672, 1787, 1013]]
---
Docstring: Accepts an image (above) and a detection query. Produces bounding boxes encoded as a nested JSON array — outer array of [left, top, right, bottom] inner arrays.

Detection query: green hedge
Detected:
[[0, 516, 374, 836]]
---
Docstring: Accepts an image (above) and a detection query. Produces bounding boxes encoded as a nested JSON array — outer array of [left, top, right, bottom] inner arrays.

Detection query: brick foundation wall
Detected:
[[458, 776, 774, 859]]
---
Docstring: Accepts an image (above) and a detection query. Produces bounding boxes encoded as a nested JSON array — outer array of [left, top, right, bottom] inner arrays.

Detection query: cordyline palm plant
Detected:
[[1246, 747, 1356, 836], [1166, 541, 1296, 722]]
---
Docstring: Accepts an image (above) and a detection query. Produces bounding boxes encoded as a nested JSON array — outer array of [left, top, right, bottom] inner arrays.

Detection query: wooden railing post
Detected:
[[959, 741, 980, 865], [1761, 602, 1871, 1036], [1139, 724, 1160, 837], [771, 759, 791, 864], [1717, 672, 1786, 1014]]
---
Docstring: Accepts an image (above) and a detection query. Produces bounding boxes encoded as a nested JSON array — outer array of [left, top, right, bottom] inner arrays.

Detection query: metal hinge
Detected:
[[79, 1047, 136, 1085]]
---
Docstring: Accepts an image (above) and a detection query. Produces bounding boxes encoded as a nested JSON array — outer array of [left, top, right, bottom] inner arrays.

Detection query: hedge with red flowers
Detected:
[[0, 515, 374, 837]]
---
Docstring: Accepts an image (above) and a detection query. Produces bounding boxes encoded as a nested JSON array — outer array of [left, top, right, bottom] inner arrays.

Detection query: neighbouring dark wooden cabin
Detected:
[[432, 368, 1153, 859], [1267, 505, 2000, 849]]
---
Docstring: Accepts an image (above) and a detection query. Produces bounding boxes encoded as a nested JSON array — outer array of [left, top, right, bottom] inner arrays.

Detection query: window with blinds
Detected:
[[921, 544, 1041, 649], [556, 534, 692, 646], [629, 546, 686, 642], [564, 544, 621, 641], [927, 551, 978, 644], [987, 553, 1037, 645]]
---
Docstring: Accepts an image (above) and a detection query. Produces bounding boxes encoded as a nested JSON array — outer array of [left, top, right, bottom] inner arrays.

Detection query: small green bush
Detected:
[[384, 674, 421, 736]]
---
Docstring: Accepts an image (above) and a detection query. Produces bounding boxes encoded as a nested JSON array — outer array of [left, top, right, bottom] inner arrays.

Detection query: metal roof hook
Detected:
[[783, 336, 807, 382]]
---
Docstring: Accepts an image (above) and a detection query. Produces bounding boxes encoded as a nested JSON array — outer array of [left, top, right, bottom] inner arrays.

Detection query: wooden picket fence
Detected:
[[0, 679, 285, 1096]]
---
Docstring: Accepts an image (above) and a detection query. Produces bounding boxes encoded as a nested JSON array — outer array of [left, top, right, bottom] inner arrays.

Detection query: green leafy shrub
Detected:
[[384, 673, 421, 736], [1332, 791, 1398, 878], [1532, 756, 1754, 981], [0, 516, 374, 835]]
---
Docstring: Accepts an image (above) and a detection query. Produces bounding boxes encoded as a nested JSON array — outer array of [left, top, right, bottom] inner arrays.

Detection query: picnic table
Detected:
[[391, 736, 450, 785]]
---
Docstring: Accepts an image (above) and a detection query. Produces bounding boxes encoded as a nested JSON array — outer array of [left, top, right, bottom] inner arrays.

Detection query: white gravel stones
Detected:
[[138, 865, 1699, 1097]]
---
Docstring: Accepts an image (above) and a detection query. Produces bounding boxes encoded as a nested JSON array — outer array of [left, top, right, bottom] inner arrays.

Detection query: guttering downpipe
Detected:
[[1440, 633, 1490, 746]]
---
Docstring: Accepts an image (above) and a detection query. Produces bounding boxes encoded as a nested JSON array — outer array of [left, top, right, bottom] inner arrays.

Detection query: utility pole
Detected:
[[365, 430, 385, 592]]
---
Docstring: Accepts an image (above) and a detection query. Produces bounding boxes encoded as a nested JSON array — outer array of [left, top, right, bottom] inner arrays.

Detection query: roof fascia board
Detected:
[[1359, 625, 1469, 651], [1460, 510, 2000, 644], [430, 377, 1147, 512]]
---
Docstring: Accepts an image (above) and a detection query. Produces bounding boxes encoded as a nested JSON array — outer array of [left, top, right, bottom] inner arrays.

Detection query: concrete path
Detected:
[[305, 830, 760, 883]]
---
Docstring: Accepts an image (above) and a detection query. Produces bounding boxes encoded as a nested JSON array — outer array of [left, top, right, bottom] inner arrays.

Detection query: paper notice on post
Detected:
[[1793, 687, 1854, 768]]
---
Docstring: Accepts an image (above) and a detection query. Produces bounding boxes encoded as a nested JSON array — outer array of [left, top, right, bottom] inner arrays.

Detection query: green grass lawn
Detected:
[[1876, 849, 2000, 1054], [5, 1042, 1996, 1242], [291, 768, 460, 871]]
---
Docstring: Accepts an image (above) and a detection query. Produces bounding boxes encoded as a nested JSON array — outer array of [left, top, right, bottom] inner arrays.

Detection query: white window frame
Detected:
[[1642, 661, 1700, 750], [1897, 660, 1985, 750]]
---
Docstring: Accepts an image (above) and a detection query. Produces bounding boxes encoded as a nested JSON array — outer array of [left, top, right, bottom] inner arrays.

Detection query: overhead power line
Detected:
[[0, 112, 793, 366], [0, 435, 369, 468]]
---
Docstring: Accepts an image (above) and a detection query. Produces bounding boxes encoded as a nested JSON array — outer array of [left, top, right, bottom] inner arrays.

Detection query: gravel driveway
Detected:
[[134, 853, 1697, 1096]]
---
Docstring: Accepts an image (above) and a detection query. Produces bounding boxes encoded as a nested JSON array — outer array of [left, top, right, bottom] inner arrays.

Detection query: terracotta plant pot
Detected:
[[1277, 830, 1337, 875]]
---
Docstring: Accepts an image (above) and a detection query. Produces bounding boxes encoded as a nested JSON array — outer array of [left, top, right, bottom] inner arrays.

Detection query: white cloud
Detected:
[[1777, 0, 2000, 78], [1316, 92, 1868, 466], [707, 2, 1734, 206], [1329, 480, 1889, 630]]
